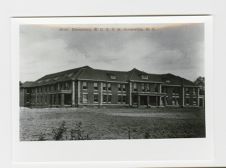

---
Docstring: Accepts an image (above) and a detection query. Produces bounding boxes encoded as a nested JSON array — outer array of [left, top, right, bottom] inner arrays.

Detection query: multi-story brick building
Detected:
[[20, 66, 205, 108]]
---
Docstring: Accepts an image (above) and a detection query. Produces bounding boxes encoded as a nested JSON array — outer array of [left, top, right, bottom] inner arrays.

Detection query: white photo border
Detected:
[[11, 16, 214, 167]]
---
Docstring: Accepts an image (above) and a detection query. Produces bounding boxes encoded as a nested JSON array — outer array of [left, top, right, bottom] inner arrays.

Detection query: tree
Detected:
[[194, 76, 205, 87]]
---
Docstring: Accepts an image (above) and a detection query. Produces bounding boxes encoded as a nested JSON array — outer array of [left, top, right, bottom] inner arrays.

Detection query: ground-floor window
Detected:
[[82, 93, 88, 103], [103, 94, 112, 103], [118, 94, 126, 104], [172, 97, 179, 106], [185, 98, 190, 105], [192, 98, 197, 106], [94, 94, 98, 103], [103, 94, 107, 103]]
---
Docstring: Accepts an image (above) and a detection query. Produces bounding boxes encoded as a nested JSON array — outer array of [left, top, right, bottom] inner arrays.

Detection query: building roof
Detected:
[[21, 66, 196, 87], [20, 81, 35, 88], [160, 73, 196, 86]]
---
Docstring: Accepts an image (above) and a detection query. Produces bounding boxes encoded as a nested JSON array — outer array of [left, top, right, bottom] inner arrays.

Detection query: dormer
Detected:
[[110, 75, 116, 80], [165, 80, 170, 83], [141, 74, 148, 80], [107, 73, 117, 80]]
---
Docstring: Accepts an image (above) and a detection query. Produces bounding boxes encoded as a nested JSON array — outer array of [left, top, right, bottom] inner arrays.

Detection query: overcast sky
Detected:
[[20, 23, 204, 82]]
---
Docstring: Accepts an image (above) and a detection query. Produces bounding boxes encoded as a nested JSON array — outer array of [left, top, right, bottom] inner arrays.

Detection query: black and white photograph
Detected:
[[19, 21, 206, 141]]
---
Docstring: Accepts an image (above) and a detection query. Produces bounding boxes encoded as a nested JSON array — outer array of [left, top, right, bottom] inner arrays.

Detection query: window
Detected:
[[141, 83, 145, 92], [162, 86, 167, 93], [110, 75, 116, 80], [65, 82, 69, 89], [82, 82, 87, 90], [133, 83, 137, 91], [94, 94, 98, 103], [107, 83, 111, 91], [45, 95, 47, 104], [173, 87, 179, 95], [94, 82, 98, 91], [103, 94, 107, 103], [141, 74, 148, 80], [150, 83, 157, 92], [122, 95, 126, 103], [118, 95, 122, 103], [118, 94, 126, 104], [145, 83, 150, 92], [193, 99, 197, 105], [122, 84, 126, 91], [185, 88, 189, 94], [172, 99, 175, 105], [108, 94, 112, 103], [67, 72, 73, 77], [132, 95, 138, 104], [185, 98, 190, 105], [118, 84, 121, 91], [82, 94, 88, 103], [155, 84, 159, 92], [172, 98, 179, 106], [192, 88, 196, 95], [103, 83, 107, 91], [166, 80, 170, 83]]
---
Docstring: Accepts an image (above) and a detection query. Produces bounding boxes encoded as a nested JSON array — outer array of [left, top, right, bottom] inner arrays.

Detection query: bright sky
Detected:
[[20, 23, 204, 82]]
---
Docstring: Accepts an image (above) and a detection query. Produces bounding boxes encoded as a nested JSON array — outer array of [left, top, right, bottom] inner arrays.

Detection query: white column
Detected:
[[159, 83, 162, 93], [129, 82, 132, 106], [99, 82, 103, 106], [72, 81, 75, 107], [159, 84, 162, 106], [77, 81, 81, 106], [182, 87, 185, 107]]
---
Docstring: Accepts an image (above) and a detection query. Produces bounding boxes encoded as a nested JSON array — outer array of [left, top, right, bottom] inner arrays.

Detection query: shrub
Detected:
[[52, 121, 67, 140], [38, 132, 46, 141], [144, 130, 151, 139]]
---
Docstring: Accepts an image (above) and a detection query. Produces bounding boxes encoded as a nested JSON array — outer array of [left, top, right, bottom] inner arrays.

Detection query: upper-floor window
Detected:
[[107, 83, 111, 91], [192, 88, 196, 95], [64, 82, 69, 90], [94, 82, 98, 91], [162, 86, 167, 93], [173, 87, 179, 94], [103, 83, 107, 91], [150, 83, 158, 92], [145, 83, 150, 92], [118, 84, 121, 91], [82, 81, 87, 90], [199, 88, 205, 95], [141, 83, 145, 92], [141, 74, 148, 80], [185, 88, 189, 94], [122, 84, 126, 91], [165, 80, 170, 83], [133, 83, 137, 91]]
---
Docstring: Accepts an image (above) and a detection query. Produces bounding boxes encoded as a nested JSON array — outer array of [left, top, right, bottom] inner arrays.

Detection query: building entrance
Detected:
[[140, 95, 148, 105]]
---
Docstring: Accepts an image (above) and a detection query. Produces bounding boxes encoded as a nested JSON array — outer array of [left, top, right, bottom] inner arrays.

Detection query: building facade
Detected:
[[20, 66, 205, 108]]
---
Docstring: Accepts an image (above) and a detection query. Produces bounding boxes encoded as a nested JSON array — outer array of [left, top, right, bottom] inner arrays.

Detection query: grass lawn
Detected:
[[20, 107, 205, 141]]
